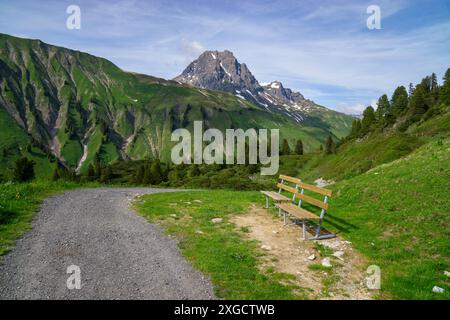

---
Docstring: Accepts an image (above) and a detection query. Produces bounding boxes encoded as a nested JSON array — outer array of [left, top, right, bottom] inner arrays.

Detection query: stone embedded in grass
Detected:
[[261, 245, 272, 251], [307, 254, 316, 261], [211, 218, 223, 224], [432, 286, 444, 293], [193, 200, 202, 203], [444, 271, 450, 277], [321, 257, 332, 268], [195, 230, 204, 235], [333, 251, 345, 261]]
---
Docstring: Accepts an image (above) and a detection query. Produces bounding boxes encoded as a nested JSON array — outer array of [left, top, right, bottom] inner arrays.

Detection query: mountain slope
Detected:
[[174, 50, 353, 135], [0, 34, 351, 177]]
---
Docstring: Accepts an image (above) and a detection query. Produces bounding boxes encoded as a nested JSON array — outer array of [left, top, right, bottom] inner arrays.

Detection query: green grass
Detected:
[[0, 181, 98, 256], [135, 136, 449, 300], [326, 137, 450, 299], [135, 190, 307, 299]]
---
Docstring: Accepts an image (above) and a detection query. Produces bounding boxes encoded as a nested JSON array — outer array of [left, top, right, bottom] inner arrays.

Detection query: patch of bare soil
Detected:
[[231, 205, 373, 300]]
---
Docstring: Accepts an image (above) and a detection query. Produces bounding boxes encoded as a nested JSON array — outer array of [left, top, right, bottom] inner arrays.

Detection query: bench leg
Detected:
[[302, 221, 307, 240], [265, 196, 269, 209], [283, 211, 287, 225], [278, 207, 281, 218]]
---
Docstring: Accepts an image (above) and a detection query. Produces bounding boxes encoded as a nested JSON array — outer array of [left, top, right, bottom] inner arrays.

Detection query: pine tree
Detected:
[[430, 73, 440, 103], [189, 165, 200, 177], [295, 139, 303, 155], [100, 167, 112, 183], [350, 119, 362, 137], [409, 84, 429, 121], [13, 157, 36, 182], [51, 167, 60, 181], [391, 86, 409, 116], [142, 165, 152, 184], [408, 83, 415, 97], [150, 161, 162, 184], [135, 164, 145, 184], [87, 164, 95, 181], [361, 106, 376, 135], [281, 139, 291, 155], [376, 94, 391, 127], [439, 68, 450, 106], [324, 136, 334, 155]]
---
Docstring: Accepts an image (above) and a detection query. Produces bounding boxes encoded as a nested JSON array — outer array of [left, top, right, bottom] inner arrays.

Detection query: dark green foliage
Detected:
[[87, 164, 95, 181], [189, 165, 201, 177], [391, 86, 409, 116], [324, 136, 334, 155], [149, 160, 163, 184], [51, 167, 60, 181], [13, 158, 36, 182], [375, 94, 391, 127], [99, 167, 113, 183], [349, 119, 362, 138], [361, 106, 376, 135], [135, 164, 145, 184], [295, 139, 303, 155], [409, 84, 429, 121], [281, 139, 291, 155], [439, 68, 450, 106]]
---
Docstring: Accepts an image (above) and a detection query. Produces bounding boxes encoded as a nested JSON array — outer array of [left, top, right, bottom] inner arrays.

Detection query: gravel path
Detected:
[[0, 188, 215, 300]]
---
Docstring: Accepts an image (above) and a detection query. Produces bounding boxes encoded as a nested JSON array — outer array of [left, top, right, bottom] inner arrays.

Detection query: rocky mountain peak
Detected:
[[174, 50, 261, 96], [174, 50, 326, 123]]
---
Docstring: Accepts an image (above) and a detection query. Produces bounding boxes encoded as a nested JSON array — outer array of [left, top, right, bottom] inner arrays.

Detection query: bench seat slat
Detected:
[[260, 191, 291, 202], [275, 203, 320, 220], [279, 175, 302, 185]]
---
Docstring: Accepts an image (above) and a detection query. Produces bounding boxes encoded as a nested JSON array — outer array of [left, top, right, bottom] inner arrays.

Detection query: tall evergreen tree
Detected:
[[100, 167, 112, 183], [361, 106, 376, 135], [150, 161, 162, 184], [142, 164, 152, 184], [87, 164, 95, 181], [295, 139, 303, 155], [376, 94, 391, 126], [324, 136, 334, 155], [189, 165, 200, 177], [13, 157, 36, 182], [391, 86, 409, 116], [350, 119, 362, 137], [408, 83, 415, 97], [439, 68, 450, 106], [281, 139, 291, 155], [135, 164, 145, 184], [409, 84, 429, 120], [51, 167, 61, 181]]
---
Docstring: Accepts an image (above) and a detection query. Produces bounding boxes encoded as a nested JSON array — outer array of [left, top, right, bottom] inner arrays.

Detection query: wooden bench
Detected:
[[275, 181, 334, 240], [260, 175, 300, 208]]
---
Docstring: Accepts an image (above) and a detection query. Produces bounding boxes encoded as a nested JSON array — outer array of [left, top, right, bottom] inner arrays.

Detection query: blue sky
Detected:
[[1, 0, 449, 114]]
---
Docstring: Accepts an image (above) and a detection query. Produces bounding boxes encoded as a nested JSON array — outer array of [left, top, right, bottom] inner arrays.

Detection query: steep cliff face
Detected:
[[0, 34, 352, 176]]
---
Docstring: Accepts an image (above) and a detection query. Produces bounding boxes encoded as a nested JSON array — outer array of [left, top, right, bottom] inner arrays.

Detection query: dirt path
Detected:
[[232, 205, 372, 300], [0, 188, 215, 300]]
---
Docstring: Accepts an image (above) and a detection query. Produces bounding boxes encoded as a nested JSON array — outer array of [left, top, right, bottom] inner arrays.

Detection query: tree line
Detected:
[[348, 68, 450, 139]]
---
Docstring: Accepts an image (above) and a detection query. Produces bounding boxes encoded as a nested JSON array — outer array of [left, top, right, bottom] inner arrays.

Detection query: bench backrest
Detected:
[[277, 175, 332, 213]]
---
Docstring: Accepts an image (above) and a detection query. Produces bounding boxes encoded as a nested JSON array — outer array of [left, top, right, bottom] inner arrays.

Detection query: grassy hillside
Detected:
[[326, 137, 449, 299]]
